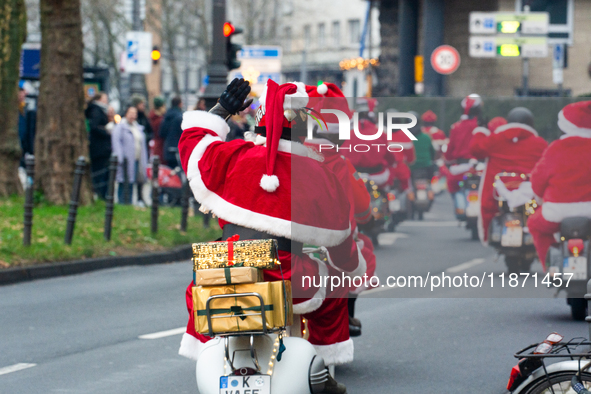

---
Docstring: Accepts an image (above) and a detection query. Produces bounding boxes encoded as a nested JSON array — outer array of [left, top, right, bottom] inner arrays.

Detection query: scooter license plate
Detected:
[[466, 202, 480, 218], [563, 257, 587, 280], [389, 200, 401, 212], [501, 226, 523, 247], [220, 375, 270, 394], [417, 190, 427, 201]]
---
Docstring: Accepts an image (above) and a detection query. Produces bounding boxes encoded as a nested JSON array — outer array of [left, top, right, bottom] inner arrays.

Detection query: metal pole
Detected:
[[64, 156, 87, 245], [151, 156, 160, 234], [423, 0, 445, 96], [180, 172, 189, 232], [398, 0, 419, 96], [123, 157, 131, 204], [300, 49, 307, 85], [202, 0, 228, 109], [585, 279, 591, 341], [129, 0, 144, 98], [23, 154, 35, 246], [522, 58, 529, 97], [104, 155, 117, 241]]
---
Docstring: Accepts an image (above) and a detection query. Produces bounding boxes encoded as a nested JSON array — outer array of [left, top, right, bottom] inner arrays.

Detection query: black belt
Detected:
[[356, 164, 384, 174], [222, 223, 303, 255]]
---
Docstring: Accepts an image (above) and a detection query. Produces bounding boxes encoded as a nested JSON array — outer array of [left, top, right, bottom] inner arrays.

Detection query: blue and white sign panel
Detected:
[[125, 31, 152, 74], [20, 43, 41, 79], [231, 46, 282, 95]]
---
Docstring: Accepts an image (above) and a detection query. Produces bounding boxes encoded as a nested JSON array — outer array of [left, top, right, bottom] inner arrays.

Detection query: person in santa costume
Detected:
[[383, 109, 416, 192], [421, 110, 448, 161], [445, 93, 483, 195], [177, 78, 364, 392], [469, 108, 547, 243], [303, 82, 377, 337], [529, 101, 591, 268]]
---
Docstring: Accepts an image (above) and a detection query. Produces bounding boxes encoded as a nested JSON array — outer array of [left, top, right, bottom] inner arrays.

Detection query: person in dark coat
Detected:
[[86, 92, 111, 199], [131, 94, 154, 147], [18, 86, 36, 169], [159, 96, 184, 167]]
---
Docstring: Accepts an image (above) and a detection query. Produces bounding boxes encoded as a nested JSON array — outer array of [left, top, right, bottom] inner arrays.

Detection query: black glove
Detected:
[[219, 78, 252, 115]]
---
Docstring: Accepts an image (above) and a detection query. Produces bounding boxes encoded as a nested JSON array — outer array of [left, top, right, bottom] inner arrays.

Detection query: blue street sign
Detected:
[[484, 18, 494, 29], [20, 46, 41, 79], [238, 46, 281, 59]]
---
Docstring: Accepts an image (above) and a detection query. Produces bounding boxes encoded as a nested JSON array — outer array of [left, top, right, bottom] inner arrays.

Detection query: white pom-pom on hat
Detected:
[[317, 83, 328, 95], [260, 174, 279, 192]]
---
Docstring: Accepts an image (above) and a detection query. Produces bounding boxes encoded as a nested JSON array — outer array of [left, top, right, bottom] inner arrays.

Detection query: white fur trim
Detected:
[[255, 134, 317, 158], [558, 110, 591, 138], [186, 137, 351, 246], [461, 94, 481, 108], [541, 201, 591, 223], [393, 142, 414, 149], [460, 114, 469, 120], [260, 174, 279, 192], [313, 338, 354, 365], [293, 254, 328, 314], [366, 168, 390, 186], [494, 122, 538, 137], [259, 81, 309, 111], [317, 83, 328, 95], [178, 333, 209, 361], [449, 163, 473, 176], [181, 110, 230, 141], [472, 126, 490, 136]]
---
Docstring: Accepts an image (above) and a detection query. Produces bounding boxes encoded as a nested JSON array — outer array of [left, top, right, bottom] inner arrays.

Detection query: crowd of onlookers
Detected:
[[16, 84, 254, 206]]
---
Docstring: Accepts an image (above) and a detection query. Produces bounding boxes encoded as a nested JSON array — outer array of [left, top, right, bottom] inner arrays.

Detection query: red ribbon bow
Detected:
[[226, 234, 240, 266]]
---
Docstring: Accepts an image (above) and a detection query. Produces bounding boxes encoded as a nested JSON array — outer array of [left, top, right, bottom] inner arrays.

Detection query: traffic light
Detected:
[[151, 46, 161, 65], [223, 22, 243, 71]]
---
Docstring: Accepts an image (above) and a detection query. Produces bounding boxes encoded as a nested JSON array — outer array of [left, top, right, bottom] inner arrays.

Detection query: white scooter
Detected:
[[195, 292, 333, 394]]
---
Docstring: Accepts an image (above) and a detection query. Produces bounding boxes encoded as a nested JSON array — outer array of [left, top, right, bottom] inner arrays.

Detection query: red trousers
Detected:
[[527, 210, 560, 271], [480, 208, 497, 242]]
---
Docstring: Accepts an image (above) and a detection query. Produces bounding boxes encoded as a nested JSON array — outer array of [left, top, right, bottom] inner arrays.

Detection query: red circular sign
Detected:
[[430, 45, 461, 75]]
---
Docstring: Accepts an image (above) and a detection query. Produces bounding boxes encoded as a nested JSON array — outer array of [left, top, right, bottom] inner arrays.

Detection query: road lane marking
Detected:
[[377, 232, 408, 246], [139, 327, 186, 339], [399, 221, 459, 227], [360, 284, 398, 296], [445, 258, 486, 273], [0, 363, 36, 376]]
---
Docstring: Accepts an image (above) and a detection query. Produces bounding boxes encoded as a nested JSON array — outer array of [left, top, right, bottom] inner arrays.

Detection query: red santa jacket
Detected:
[[341, 119, 396, 172], [531, 135, 591, 222], [423, 126, 448, 150], [470, 123, 548, 212], [446, 117, 479, 162]]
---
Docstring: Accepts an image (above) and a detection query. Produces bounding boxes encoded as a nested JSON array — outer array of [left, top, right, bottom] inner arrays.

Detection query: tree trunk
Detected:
[[36, 0, 90, 205], [0, 0, 26, 197], [375, 0, 399, 97]]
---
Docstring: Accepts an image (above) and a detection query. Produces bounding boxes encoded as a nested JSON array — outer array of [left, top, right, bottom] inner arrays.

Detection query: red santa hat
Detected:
[[558, 100, 591, 138], [255, 80, 308, 192], [305, 82, 352, 134], [461, 93, 482, 119], [421, 110, 437, 123]]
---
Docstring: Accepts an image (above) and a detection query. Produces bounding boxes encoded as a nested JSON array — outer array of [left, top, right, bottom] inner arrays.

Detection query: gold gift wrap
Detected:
[[192, 239, 279, 270], [194, 267, 263, 286], [193, 281, 293, 335]]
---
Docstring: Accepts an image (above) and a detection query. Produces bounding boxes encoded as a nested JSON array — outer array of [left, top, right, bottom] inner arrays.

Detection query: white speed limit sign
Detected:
[[430, 45, 461, 75]]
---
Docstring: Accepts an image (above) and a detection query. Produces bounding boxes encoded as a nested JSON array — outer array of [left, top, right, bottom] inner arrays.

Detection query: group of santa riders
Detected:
[[176, 77, 591, 392]]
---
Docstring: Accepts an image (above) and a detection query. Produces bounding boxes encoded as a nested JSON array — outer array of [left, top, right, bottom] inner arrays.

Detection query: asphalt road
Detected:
[[1, 194, 587, 393]]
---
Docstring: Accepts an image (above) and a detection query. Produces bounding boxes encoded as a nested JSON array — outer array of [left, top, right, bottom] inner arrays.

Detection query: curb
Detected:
[[0, 244, 193, 286]]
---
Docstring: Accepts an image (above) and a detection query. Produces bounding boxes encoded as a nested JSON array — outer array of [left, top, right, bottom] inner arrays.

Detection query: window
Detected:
[[318, 23, 326, 48], [284, 27, 292, 52], [304, 25, 311, 48], [348, 19, 360, 45], [518, 0, 573, 43], [332, 21, 340, 47]]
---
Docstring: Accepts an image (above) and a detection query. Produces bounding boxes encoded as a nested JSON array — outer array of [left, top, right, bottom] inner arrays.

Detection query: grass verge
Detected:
[[0, 195, 220, 267]]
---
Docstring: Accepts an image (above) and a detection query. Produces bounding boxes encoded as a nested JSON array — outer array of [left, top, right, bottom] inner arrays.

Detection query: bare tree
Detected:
[[0, 0, 27, 196], [230, 0, 276, 45], [375, 0, 399, 96], [35, 0, 90, 204], [80, 0, 129, 97], [146, 0, 209, 96]]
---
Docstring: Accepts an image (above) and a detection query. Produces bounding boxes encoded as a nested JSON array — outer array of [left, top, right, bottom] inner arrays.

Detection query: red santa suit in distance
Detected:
[[529, 101, 591, 266]]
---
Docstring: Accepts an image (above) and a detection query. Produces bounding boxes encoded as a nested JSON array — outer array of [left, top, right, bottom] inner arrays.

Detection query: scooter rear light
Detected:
[[467, 192, 479, 202], [568, 239, 584, 257], [387, 193, 396, 201], [507, 364, 521, 391], [431, 176, 439, 183], [408, 192, 415, 201], [416, 183, 427, 190]]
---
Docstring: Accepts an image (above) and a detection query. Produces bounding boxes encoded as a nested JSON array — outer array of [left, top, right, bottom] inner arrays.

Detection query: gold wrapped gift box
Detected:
[[193, 281, 293, 335], [194, 267, 263, 286], [192, 239, 280, 270]]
